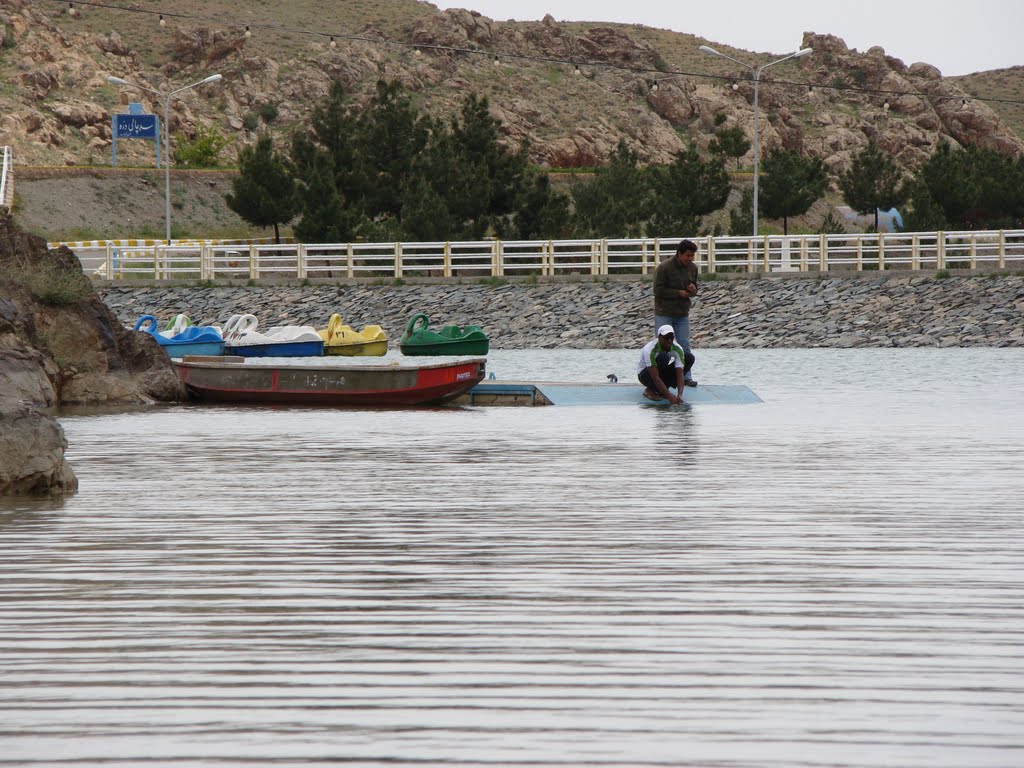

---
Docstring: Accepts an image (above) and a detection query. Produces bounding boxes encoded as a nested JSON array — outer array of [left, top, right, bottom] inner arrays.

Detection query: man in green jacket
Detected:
[[653, 239, 699, 386]]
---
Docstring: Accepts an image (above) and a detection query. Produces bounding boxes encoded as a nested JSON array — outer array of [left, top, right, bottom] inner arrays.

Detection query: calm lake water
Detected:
[[2, 348, 1023, 767]]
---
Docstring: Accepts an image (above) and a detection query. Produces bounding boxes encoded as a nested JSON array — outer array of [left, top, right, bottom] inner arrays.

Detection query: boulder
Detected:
[[173, 25, 248, 67], [47, 100, 107, 128], [0, 402, 77, 496], [95, 31, 133, 57]]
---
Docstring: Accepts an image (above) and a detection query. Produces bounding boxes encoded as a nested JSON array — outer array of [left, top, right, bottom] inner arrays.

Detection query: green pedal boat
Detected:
[[399, 313, 490, 356]]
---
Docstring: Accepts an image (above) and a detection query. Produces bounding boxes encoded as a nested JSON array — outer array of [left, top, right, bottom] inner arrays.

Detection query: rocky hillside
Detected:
[[1, 0, 1021, 176]]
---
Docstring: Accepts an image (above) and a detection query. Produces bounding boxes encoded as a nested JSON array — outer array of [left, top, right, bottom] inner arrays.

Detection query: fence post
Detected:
[[762, 236, 770, 273], [818, 234, 825, 272], [200, 243, 210, 280], [296, 243, 306, 279], [998, 230, 1005, 269], [444, 241, 451, 278], [856, 237, 863, 271], [249, 245, 258, 279], [878, 234, 886, 271], [970, 234, 977, 270], [346, 243, 353, 279], [912, 234, 920, 270], [395, 242, 402, 278], [937, 232, 945, 271], [706, 236, 715, 274]]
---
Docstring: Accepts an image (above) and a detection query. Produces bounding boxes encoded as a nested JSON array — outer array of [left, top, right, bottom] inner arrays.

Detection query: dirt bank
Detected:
[[12, 169, 255, 242]]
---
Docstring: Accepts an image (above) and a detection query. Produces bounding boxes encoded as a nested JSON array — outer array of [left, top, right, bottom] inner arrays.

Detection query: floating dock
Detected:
[[458, 381, 762, 407]]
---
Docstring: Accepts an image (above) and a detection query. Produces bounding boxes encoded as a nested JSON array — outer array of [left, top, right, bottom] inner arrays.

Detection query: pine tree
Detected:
[[708, 126, 751, 170], [838, 142, 905, 231], [759, 148, 827, 234], [291, 153, 360, 243], [225, 133, 297, 243], [906, 143, 1024, 230], [570, 142, 651, 237], [648, 148, 731, 236]]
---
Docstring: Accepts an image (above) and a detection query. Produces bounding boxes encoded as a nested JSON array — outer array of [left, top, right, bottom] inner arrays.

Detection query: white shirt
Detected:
[[635, 338, 686, 375]]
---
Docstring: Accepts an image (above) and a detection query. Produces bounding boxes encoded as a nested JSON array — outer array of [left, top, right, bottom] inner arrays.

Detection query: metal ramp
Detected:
[[460, 381, 762, 406]]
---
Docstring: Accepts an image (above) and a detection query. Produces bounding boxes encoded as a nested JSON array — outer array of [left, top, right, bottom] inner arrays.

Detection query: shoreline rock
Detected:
[[98, 273, 1024, 349], [0, 210, 185, 496]]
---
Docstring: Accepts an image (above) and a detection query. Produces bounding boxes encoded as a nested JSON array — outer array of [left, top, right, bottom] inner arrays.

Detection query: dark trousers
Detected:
[[637, 350, 694, 390]]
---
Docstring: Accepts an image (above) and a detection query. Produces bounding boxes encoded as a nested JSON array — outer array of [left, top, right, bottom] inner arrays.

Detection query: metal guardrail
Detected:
[[61, 230, 1024, 281], [0, 146, 12, 209]]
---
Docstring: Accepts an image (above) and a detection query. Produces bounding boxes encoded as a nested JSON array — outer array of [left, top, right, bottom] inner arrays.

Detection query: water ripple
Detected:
[[1, 350, 1023, 767]]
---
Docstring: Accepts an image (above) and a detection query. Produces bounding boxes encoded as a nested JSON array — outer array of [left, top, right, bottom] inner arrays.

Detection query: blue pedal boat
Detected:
[[134, 315, 225, 358]]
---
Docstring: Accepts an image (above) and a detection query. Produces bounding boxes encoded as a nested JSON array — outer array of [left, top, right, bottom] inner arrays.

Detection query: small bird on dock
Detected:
[[607, 373, 618, 383]]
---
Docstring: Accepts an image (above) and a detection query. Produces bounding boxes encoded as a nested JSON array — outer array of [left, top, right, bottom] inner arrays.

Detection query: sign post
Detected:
[[111, 102, 160, 167]]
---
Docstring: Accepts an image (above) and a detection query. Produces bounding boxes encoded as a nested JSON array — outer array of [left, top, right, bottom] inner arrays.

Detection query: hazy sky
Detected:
[[430, 0, 1021, 76]]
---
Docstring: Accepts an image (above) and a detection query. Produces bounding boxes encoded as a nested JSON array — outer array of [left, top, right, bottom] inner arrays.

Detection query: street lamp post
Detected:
[[699, 45, 812, 237], [107, 74, 223, 244]]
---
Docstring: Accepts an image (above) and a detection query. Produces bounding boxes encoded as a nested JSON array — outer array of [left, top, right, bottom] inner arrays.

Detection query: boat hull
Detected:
[[324, 339, 388, 357], [173, 357, 486, 406], [400, 339, 490, 356], [158, 341, 225, 358], [225, 340, 325, 358]]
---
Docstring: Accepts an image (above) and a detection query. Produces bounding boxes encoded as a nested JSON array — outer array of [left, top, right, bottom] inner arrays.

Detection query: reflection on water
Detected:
[[2, 349, 1023, 767]]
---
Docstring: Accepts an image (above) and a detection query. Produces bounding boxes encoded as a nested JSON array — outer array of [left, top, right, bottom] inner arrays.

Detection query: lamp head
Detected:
[[794, 47, 813, 58], [698, 45, 721, 56], [107, 76, 129, 86], [202, 74, 223, 84]]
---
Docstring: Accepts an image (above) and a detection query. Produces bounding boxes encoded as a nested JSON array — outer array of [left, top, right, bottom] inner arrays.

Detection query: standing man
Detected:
[[636, 325, 693, 404], [653, 239, 699, 386]]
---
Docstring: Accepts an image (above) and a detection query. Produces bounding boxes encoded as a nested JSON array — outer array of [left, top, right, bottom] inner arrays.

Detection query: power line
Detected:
[[52, 0, 1024, 108]]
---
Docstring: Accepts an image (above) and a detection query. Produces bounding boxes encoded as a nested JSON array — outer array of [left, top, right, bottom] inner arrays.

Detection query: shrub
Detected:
[[819, 211, 847, 234], [7, 261, 93, 305], [259, 102, 279, 123], [173, 124, 233, 167]]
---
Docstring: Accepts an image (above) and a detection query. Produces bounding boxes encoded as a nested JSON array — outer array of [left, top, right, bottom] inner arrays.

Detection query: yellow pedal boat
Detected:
[[317, 313, 388, 356]]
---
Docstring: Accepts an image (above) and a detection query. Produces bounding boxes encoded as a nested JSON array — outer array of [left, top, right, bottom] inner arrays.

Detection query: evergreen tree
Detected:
[[452, 94, 528, 219], [759, 148, 827, 234], [291, 152, 361, 243], [648, 148, 731, 236], [400, 175, 451, 242], [308, 81, 361, 213], [906, 143, 1024, 230], [225, 133, 297, 243], [417, 115, 494, 239], [352, 79, 431, 218], [510, 173, 572, 239], [570, 141, 651, 237], [838, 142, 906, 231], [708, 126, 751, 170], [729, 188, 753, 235]]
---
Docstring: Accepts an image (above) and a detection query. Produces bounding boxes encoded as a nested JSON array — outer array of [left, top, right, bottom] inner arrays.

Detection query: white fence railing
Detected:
[[59, 229, 1024, 282], [0, 146, 12, 209]]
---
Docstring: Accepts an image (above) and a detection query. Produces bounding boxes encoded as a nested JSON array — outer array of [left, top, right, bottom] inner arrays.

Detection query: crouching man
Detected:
[[636, 324, 694, 405]]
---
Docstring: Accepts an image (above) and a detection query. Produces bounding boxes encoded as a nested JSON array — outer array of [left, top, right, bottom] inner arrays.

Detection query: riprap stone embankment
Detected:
[[98, 273, 1024, 349]]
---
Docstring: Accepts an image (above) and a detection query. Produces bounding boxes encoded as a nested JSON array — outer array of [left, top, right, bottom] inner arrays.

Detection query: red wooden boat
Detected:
[[172, 355, 486, 406]]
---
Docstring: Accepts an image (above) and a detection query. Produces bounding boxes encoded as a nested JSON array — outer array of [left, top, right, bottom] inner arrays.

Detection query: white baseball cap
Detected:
[[657, 324, 675, 337]]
